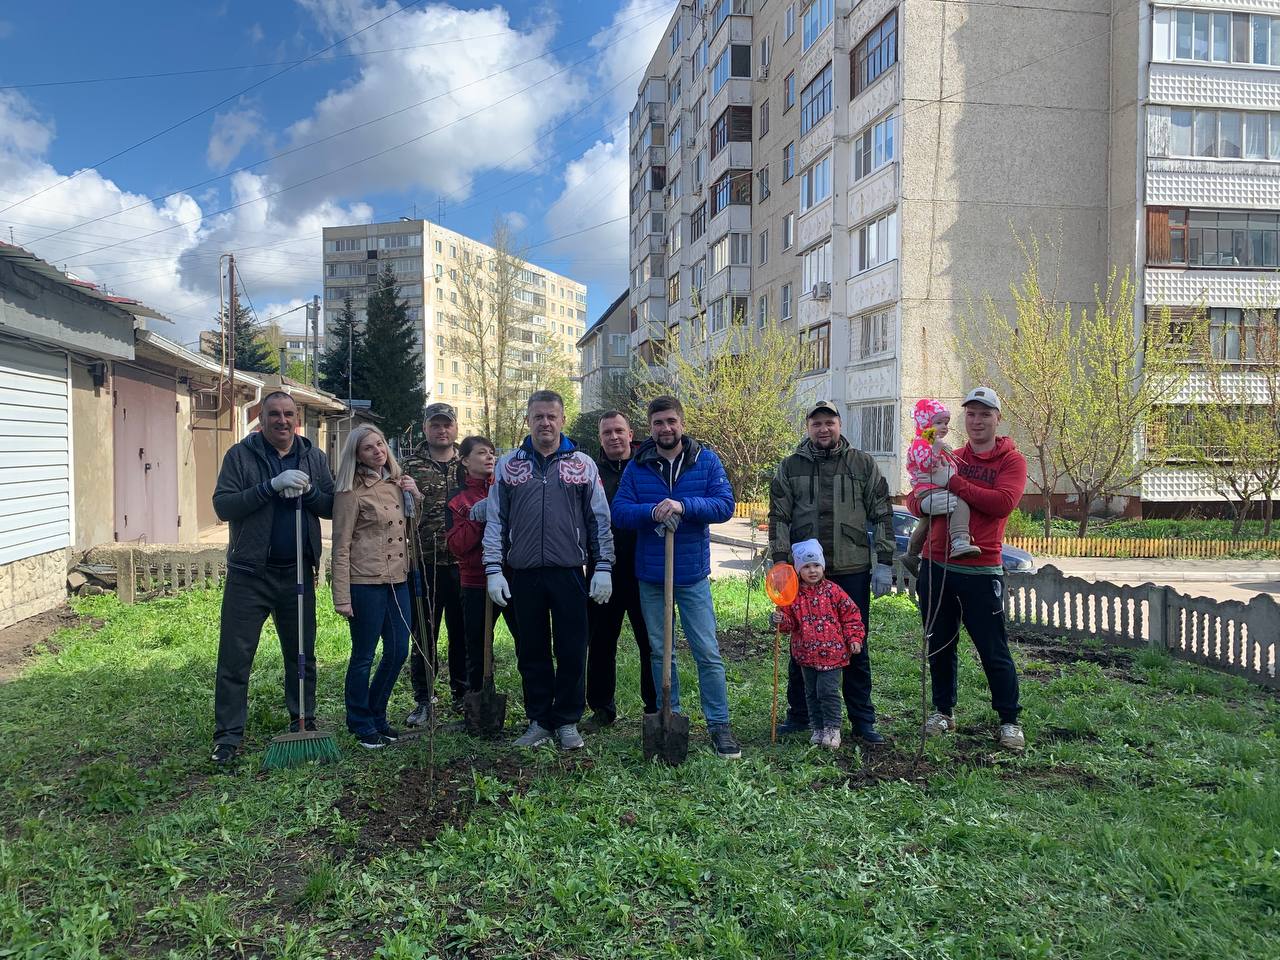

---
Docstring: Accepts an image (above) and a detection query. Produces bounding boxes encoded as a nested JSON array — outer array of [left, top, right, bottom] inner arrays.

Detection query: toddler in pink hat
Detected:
[[902, 398, 981, 575]]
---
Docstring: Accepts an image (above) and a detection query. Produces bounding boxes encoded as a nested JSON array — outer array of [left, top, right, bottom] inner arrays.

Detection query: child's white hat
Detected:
[[792, 539, 825, 569]]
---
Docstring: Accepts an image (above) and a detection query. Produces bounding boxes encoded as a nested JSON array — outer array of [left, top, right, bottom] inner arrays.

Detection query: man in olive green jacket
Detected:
[[768, 401, 895, 744]]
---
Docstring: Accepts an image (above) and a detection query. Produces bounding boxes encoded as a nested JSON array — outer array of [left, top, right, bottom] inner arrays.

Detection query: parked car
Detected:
[[890, 508, 1036, 573]]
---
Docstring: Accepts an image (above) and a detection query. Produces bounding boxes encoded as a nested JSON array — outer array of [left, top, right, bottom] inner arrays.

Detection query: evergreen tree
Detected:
[[319, 296, 366, 397], [211, 294, 275, 373], [362, 265, 425, 440]]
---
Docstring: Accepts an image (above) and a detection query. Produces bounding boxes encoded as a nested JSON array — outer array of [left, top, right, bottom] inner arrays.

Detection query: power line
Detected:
[[0, 0, 429, 219]]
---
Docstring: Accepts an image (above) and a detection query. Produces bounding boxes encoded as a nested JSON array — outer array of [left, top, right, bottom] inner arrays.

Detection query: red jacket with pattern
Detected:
[[776, 579, 866, 670]]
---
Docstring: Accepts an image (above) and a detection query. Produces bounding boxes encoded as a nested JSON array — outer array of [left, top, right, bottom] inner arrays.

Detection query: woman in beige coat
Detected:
[[332, 425, 421, 748]]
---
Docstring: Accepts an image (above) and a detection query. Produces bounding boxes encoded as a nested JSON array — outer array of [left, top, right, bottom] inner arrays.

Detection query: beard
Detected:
[[656, 434, 681, 451]]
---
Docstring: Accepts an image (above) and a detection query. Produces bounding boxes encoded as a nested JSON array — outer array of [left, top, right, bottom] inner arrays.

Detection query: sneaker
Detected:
[[356, 732, 384, 750], [924, 712, 956, 737], [288, 718, 318, 733], [949, 540, 982, 559], [776, 717, 809, 737], [825, 727, 842, 750], [513, 722, 553, 749], [210, 743, 237, 766], [997, 723, 1026, 752], [556, 724, 585, 751], [579, 711, 615, 734], [709, 724, 742, 759], [406, 703, 431, 728], [853, 725, 887, 747], [380, 728, 400, 743], [809, 728, 823, 746], [900, 553, 922, 579]]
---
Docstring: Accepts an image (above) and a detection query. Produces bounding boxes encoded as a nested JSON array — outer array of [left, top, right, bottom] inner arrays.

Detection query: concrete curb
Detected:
[[711, 533, 765, 551]]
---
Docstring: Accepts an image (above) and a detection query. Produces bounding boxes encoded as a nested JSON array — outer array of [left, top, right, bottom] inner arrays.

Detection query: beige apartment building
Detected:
[[632, 0, 1280, 508], [322, 219, 587, 434]]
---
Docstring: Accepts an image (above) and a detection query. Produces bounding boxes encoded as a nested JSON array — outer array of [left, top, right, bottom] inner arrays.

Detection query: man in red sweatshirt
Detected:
[[908, 386, 1028, 752]]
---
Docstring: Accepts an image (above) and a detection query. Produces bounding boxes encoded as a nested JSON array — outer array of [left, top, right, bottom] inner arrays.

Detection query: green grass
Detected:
[[1, 583, 1278, 959]]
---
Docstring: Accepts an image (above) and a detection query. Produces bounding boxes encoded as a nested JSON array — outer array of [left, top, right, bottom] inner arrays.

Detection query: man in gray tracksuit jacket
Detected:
[[482, 390, 614, 749]]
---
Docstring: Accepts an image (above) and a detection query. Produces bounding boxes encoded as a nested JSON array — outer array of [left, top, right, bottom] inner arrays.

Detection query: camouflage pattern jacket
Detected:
[[400, 442, 462, 566]]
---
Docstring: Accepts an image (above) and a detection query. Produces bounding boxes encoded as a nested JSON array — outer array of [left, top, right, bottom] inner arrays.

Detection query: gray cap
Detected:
[[962, 386, 1002, 411], [805, 400, 840, 419], [423, 402, 457, 423]]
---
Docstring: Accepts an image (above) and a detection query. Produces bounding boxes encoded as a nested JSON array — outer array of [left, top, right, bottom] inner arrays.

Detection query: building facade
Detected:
[[322, 219, 587, 433], [577, 291, 633, 412], [631, 0, 1280, 506]]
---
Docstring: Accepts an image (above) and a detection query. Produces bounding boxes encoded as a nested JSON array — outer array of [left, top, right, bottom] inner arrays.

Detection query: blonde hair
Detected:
[[335, 424, 401, 492]]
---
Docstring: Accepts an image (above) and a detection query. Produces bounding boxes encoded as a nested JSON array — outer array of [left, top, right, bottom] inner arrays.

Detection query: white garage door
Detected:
[[0, 343, 70, 564]]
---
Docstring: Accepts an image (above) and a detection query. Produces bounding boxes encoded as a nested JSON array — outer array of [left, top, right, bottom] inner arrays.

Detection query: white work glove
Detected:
[[589, 570, 612, 604], [870, 563, 894, 598], [486, 572, 511, 608], [468, 499, 489, 522], [271, 469, 310, 497]]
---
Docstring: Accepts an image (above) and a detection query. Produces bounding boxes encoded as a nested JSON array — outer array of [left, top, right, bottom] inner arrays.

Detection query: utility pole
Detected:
[[347, 311, 353, 402], [306, 295, 320, 388], [227, 255, 238, 440]]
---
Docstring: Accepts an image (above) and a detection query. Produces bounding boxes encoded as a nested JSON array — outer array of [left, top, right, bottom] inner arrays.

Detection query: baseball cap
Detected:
[[423, 402, 457, 422], [805, 400, 840, 419], [962, 386, 1002, 411]]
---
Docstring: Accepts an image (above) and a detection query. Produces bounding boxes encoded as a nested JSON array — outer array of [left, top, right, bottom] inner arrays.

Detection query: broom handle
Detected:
[[662, 531, 674, 724], [483, 594, 495, 682], [771, 623, 781, 743], [295, 500, 306, 725]]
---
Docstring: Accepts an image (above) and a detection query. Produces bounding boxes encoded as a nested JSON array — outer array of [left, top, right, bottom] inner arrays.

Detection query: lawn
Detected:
[[1, 579, 1277, 959]]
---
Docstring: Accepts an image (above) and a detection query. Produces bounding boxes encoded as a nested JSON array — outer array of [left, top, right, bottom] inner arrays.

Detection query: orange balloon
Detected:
[[764, 562, 799, 606]]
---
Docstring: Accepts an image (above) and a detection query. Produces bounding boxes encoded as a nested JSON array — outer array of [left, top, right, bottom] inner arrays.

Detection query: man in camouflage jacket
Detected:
[[399, 402, 465, 722]]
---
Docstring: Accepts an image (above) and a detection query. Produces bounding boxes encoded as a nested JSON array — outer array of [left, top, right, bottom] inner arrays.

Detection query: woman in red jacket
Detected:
[[446, 436, 520, 696]]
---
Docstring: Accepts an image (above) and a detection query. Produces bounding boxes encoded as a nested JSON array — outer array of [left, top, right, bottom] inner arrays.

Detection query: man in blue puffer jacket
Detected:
[[612, 395, 742, 759]]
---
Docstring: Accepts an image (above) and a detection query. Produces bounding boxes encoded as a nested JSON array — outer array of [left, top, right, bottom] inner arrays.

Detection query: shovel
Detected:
[[463, 595, 508, 736], [642, 531, 690, 764]]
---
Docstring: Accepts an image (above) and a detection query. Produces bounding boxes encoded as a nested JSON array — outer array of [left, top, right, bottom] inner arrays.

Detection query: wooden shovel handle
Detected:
[[661, 530, 675, 724], [483, 594, 495, 683]]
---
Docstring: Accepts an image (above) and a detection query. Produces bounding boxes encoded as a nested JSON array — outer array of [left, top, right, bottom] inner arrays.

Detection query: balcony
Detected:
[[707, 76, 752, 123], [707, 199, 752, 236], [708, 139, 752, 186], [846, 259, 898, 316], [1143, 268, 1280, 307], [707, 264, 751, 302], [1146, 158, 1280, 209], [634, 276, 667, 303]]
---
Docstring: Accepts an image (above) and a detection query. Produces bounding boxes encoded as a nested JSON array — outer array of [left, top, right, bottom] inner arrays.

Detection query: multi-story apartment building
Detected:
[[632, 1, 1280, 511], [322, 219, 587, 433], [577, 291, 632, 412]]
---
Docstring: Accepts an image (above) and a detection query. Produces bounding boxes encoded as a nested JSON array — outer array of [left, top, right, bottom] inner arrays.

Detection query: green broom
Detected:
[[263, 499, 340, 769]]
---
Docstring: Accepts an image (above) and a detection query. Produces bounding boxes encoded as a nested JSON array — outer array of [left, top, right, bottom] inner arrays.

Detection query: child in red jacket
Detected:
[[446, 436, 518, 696], [772, 539, 865, 749]]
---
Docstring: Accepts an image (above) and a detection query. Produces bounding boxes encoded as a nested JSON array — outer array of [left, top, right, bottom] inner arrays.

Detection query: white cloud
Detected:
[[591, 0, 673, 114], [247, 22, 265, 44], [206, 106, 264, 172], [502, 210, 528, 233]]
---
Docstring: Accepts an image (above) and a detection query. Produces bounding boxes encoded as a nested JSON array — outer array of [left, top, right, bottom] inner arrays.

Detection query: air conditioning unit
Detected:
[[812, 281, 832, 300], [757, 63, 769, 80]]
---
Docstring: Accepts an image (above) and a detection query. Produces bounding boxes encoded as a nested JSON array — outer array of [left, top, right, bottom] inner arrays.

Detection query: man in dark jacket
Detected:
[[482, 390, 615, 751], [210, 391, 335, 765], [399, 402, 464, 723], [582, 411, 656, 731], [612, 396, 741, 759], [768, 401, 894, 745]]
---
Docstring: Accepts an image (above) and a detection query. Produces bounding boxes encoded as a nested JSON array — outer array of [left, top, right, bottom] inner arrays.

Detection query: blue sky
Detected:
[[0, 1, 674, 342]]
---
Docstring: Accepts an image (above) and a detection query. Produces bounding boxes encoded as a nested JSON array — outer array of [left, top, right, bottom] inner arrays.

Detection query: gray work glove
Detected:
[[486, 572, 511, 608], [589, 570, 612, 604], [870, 563, 894, 598], [271, 469, 310, 498]]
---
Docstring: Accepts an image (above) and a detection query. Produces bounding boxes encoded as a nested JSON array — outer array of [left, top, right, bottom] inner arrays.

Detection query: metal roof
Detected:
[[0, 240, 172, 322]]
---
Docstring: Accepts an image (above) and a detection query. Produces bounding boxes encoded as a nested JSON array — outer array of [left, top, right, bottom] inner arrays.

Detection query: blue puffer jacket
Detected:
[[611, 436, 735, 585]]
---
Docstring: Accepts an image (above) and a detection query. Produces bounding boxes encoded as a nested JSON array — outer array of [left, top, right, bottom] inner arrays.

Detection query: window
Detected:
[[1147, 208, 1280, 268], [710, 298, 726, 332], [1159, 108, 1280, 161], [759, 34, 772, 69], [852, 309, 892, 360], [693, 149, 705, 186], [732, 296, 749, 325], [668, 272, 681, 305], [803, 239, 832, 293], [1164, 10, 1280, 66], [853, 403, 895, 455], [802, 0, 834, 51], [783, 212, 795, 249], [781, 282, 793, 323], [377, 233, 422, 250], [782, 141, 795, 180], [435, 240, 442, 253], [757, 166, 770, 200], [853, 10, 898, 97], [785, 3, 796, 41], [854, 114, 896, 180], [760, 98, 770, 137], [668, 218, 682, 255], [324, 236, 366, 252], [800, 62, 833, 136], [759, 228, 769, 264], [670, 19, 682, 56], [694, 35, 709, 72], [669, 120, 682, 154], [1208, 307, 1260, 361], [669, 172, 682, 201], [691, 203, 707, 241], [711, 169, 752, 215], [784, 71, 795, 110], [757, 294, 768, 327], [732, 232, 751, 264], [692, 258, 706, 299], [799, 322, 830, 372], [800, 154, 831, 212], [670, 75, 682, 106], [712, 44, 751, 95], [711, 106, 752, 158], [650, 211, 666, 235], [610, 334, 629, 357], [711, 235, 730, 273], [856, 211, 897, 271], [450, 244, 456, 257]]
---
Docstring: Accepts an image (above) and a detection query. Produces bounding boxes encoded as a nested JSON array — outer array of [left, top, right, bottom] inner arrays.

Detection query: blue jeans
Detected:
[[345, 582, 411, 736], [638, 578, 730, 725]]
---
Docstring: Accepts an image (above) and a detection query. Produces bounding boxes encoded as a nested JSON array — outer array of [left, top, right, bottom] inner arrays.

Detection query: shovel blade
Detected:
[[660, 712, 691, 766], [642, 712, 663, 760], [463, 682, 508, 736]]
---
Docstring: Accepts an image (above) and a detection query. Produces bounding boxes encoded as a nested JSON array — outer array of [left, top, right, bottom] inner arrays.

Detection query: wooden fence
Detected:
[[733, 502, 769, 522], [111, 547, 326, 603], [1005, 536, 1280, 559]]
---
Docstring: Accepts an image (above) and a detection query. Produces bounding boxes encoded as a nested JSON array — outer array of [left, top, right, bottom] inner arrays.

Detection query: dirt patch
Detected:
[[0, 604, 102, 683], [1009, 630, 1145, 683], [1039, 725, 1102, 745], [719, 626, 775, 662], [334, 754, 581, 858]]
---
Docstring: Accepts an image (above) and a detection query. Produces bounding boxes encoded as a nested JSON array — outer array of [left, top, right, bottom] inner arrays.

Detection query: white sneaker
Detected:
[[513, 722, 553, 749], [950, 539, 982, 559], [824, 727, 841, 750], [997, 723, 1026, 752], [924, 712, 956, 737], [809, 728, 823, 745]]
